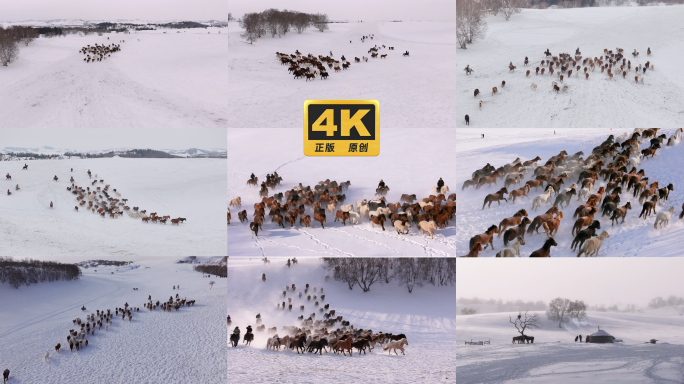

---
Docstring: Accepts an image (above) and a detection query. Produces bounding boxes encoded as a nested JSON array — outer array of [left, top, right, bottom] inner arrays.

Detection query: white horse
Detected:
[[577, 231, 610, 257], [654, 207, 676, 229], [382, 338, 409, 355], [531, 187, 554, 211], [496, 237, 525, 257]]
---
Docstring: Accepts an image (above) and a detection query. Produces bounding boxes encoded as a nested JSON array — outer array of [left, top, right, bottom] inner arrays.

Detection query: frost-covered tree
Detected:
[[500, 0, 523, 20], [457, 0, 488, 48], [0, 28, 19, 66]]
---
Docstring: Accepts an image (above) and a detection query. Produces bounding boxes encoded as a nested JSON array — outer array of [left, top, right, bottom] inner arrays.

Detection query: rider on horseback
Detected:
[[250, 173, 255, 181], [246, 325, 253, 334], [378, 179, 386, 190], [437, 177, 444, 192], [233, 326, 240, 335]]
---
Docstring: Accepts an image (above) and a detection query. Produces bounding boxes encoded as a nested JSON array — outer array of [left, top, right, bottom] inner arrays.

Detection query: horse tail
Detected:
[[503, 230, 510, 246]]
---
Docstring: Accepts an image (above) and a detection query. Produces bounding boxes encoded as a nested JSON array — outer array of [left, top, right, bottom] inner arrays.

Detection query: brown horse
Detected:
[[247, 177, 258, 186], [498, 209, 529, 235], [476, 171, 502, 189], [300, 215, 311, 227], [527, 206, 560, 234], [572, 207, 597, 235], [483, 188, 509, 209], [334, 210, 350, 225], [370, 214, 386, 231], [459, 242, 482, 257], [530, 238, 558, 257], [510, 185, 532, 203], [542, 212, 564, 238], [470, 225, 498, 250], [502, 217, 531, 246]]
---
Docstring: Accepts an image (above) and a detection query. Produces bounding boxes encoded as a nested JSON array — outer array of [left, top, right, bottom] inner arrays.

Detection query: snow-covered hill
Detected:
[[456, 128, 683, 257], [0, 28, 228, 128], [0, 257, 227, 383], [456, 310, 684, 383], [228, 128, 456, 256], [456, 6, 684, 127], [0, 157, 226, 256], [228, 21, 456, 128], [227, 257, 456, 383], [1, 146, 226, 157]]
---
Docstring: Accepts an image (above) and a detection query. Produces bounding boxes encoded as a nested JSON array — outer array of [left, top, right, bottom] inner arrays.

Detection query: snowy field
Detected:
[[228, 128, 456, 256], [228, 21, 456, 128], [0, 157, 226, 256], [456, 6, 684, 127], [456, 310, 684, 384], [227, 257, 456, 384], [0, 27, 228, 128], [0, 257, 227, 383], [456, 128, 683, 257]]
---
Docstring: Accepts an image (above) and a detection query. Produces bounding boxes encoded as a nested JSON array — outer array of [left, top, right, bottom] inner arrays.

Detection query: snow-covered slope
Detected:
[[227, 257, 456, 383], [0, 257, 227, 383], [456, 128, 683, 257], [456, 310, 684, 384], [0, 28, 228, 128], [228, 128, 456, 256], [456, 6, 684, 127], [228, 21, 456, 128], [0, 157, 226, 256]]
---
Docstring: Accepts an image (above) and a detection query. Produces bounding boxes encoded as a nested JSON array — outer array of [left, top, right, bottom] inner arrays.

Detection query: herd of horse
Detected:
[[468, 46, 655, 117], [229, 175, 455, 239], [63, 168, 185, 225], [79, 41, 123, 63], [276, 34, 405, 81], [460, 128, 682, 257], [229, 276, 409, 356], [48, 291, 195, 360]]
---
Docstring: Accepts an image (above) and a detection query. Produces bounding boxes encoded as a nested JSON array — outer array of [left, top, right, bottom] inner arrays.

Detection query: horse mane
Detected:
[[486, 225, 498, 233], [543, 238, 556, 248]]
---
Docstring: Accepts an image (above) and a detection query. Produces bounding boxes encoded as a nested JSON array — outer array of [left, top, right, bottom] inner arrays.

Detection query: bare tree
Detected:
[[546, 297, 572, 328], [398, 258, 419, 293], [457, 0, 488, 49], [500, 0, 523, 20], [0, 29, 19, 66], [509, 310, 541, 336], [312, 13, 329, 32], [568, 300, 587, 321]]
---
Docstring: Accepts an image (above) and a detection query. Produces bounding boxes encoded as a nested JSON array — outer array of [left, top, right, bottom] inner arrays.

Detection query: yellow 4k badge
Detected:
[[303, 100, 380, 156]]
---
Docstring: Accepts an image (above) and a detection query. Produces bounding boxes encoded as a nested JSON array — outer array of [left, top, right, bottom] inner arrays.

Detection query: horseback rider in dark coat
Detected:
[[437, 178, 444, 191]]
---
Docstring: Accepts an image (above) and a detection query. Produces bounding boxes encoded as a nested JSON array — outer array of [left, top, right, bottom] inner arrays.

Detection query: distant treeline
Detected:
[[64, 149, 177, 158], [648, 296, 684, 309], [0, 257, 80, 289], [194, 264, 227, 277], [322, 257, 455, 293], [457, 297, 548, 311], [78, 260, 131, 267], [239, 9, 330, 43]]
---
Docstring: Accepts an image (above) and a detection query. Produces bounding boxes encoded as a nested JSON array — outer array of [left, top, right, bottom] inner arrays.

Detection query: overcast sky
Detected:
[[1, 129, 226, 151], [3, 0, 225, 22], [457, 259, 684, 307], [230, 0, 455, 22]]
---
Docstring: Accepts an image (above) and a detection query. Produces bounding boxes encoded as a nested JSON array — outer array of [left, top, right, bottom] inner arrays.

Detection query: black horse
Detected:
[[3, 369, 8, 384], [243, 333, 254, 346], [230, 333, 240, 347], [5, 175, 10, 180], [22, 164, 28, 170], [403, 51, 409, 57], [307, 339, 329, 354]]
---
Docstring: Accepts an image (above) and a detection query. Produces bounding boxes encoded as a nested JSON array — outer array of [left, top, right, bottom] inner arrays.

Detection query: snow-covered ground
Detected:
[[228, 128, 456, 256], [228, 21, 456, 128], [456, 128, 683, 256], [227, 257, 456, 384], [456, 6, 684, 127], [0, 157, 226, 256], [456, 310, 684, 384], [0, 257, 227, 383], [0, 27, 228, 128]]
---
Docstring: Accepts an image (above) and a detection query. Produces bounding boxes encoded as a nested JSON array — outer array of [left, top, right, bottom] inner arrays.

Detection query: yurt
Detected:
[[586, 327, 616, 343]]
